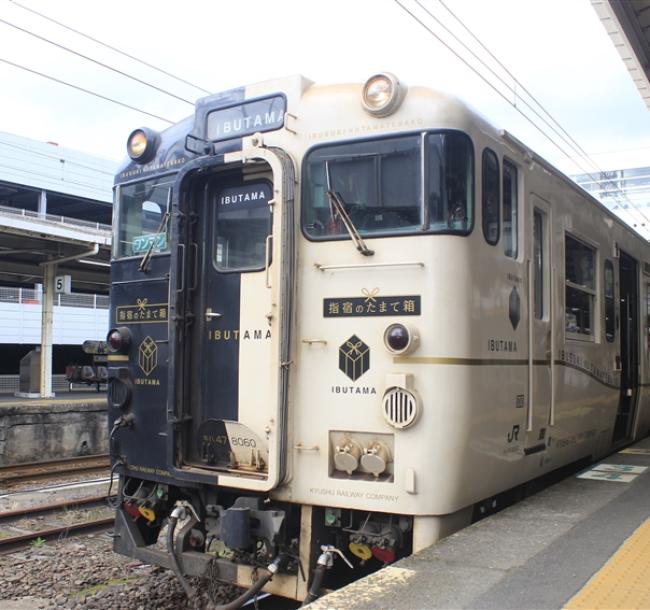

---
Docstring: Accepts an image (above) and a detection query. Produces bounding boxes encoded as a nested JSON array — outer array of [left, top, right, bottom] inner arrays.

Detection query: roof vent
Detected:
[[382, 387, 419, 429]]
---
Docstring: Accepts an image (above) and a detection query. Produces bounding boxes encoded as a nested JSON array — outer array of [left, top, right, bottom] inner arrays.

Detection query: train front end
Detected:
[[108, 74, 483, 601]]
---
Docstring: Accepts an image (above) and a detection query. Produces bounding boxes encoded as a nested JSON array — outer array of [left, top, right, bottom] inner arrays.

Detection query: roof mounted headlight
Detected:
[[127, 127, 159, 163], [361, 72, 406, 117]]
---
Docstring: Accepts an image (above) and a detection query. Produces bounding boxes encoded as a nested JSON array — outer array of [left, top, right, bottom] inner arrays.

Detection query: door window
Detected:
[[534, 209, 544, 319], [604, 260, 615, 342], [214, 182, 272, 272]]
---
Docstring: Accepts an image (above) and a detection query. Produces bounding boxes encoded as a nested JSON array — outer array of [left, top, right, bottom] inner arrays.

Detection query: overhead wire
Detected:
[[415, 0, 598, 176], [0, 57, 175, 124], [436, 0, 597, 169], [393, 0, 650, 229], [0, 16, 195, 106], [0, 138, 115, 175], [430, 0, 650, 228], [0, 162, 113, 195], [433, 0, 650, 225], [8, 0, 211, 95], [0, 152, 113, 188]]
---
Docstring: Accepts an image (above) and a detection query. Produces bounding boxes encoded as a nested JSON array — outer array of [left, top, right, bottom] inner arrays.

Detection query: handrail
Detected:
[[314, 261, 425, 271]]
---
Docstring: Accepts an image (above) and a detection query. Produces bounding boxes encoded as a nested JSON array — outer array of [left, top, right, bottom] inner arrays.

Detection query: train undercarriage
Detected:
[[112, 476, 414, 603]]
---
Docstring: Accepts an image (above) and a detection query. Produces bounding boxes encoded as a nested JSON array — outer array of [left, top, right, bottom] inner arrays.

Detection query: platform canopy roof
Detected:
[[0, 206, 111, 293], [593, 0, 650, 110], [0, 132, 115, 293]]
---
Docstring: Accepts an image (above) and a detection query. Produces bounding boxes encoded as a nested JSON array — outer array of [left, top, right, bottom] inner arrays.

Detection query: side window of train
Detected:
[[502, 160, 518, 258], [565, 234, 596, 339], [646, 283, 650, 352], [604, 259, 615, 342], [116, 178, 173, 259], [482, 149, 499, 245], [214, 181, 273, 272]]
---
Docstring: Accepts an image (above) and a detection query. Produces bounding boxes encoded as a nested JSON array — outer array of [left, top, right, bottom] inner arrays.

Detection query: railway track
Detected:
[[0, 454, 110, 486], [0, 494, 114, 553]]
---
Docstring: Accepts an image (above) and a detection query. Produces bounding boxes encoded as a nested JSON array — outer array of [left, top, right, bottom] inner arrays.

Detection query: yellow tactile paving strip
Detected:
[[565, 518, 650, 609]]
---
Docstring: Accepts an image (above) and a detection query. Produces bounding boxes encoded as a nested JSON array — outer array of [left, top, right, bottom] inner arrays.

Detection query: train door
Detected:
[[176, 150, 294, 490], [613, 250, 639, 442], [525, 195, 553, 454]]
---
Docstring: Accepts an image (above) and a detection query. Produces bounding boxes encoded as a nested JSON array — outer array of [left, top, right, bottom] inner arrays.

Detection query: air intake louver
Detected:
[[382, 387, 419, 429]]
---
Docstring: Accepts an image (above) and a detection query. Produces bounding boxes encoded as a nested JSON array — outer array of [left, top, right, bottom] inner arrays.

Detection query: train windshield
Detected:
[[115, 177, 174, 259], [303, 131, 473, 239]]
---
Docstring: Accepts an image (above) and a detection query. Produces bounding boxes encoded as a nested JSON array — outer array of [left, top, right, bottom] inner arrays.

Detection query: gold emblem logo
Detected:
[[138, 336, 157, 376]]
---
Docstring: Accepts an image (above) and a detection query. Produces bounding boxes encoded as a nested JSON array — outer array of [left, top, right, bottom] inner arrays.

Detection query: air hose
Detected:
[[213, 554, 290, 610], [167, 506, 195, 599], [300, 563, 327, 607], [301, 545, 353, 606]]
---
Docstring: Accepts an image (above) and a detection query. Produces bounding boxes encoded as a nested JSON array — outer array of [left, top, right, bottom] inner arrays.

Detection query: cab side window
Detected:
[[482, 149, 499, 245], [503, 160, 518, 258]]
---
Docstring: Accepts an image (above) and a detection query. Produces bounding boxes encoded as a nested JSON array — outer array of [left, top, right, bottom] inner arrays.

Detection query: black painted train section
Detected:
[[108, 255, 171, 482]]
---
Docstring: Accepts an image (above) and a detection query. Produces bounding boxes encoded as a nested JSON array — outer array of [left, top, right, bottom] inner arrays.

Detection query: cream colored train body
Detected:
[[108, 74, 650, 600]]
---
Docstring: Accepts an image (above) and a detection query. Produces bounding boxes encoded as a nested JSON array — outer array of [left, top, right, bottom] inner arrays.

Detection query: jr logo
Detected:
[[507, 425, 520, 443]]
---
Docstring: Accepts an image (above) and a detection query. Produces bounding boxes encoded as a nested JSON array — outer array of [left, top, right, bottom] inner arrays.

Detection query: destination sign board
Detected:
[[206, 96, 285, 142]]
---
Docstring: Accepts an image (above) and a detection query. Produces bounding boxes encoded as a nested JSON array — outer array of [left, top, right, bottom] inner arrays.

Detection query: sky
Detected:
[[0, 0, 649, 180]]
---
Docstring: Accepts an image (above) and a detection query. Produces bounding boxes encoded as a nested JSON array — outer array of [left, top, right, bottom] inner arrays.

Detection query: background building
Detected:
[[572, 165, 650, 240], [0, 131, 116, 392]]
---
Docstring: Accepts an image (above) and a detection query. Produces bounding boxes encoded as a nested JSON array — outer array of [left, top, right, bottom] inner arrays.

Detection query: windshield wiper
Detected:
[[324, 160, 373, 256], [326, 190, 374, 256], [139, 211, 171, 272]]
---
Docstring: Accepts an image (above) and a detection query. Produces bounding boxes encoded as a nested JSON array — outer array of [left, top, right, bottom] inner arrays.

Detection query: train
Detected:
[[107, 72, 650, 604]]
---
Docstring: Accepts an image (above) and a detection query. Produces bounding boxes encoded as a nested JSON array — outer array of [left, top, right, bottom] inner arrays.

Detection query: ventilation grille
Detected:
[[382, 387, 419, 429]]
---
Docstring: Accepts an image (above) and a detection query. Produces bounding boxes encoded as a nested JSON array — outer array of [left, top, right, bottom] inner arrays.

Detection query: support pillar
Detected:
[[35, 191, 48, 298], [40, 262, 56, 398], [38, 189, 47, 217]]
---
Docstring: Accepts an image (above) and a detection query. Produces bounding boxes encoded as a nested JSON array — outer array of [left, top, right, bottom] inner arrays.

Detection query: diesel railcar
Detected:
[[107, 73, 650, 602]]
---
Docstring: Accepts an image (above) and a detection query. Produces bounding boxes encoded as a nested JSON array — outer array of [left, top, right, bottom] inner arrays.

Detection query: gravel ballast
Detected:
[[0, 533, 241, 609]]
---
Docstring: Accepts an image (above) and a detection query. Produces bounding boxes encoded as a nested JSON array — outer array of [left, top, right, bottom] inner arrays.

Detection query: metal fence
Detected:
[[0, 203, 112, 234], [0, 287, 109, 309]]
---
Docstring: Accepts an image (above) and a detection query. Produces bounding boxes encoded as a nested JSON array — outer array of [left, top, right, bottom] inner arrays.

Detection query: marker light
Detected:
[[126, 127, 159, 163], [361, 73, 406, 117], [107, 327, 131, 353], [383, 323, 419, 355]]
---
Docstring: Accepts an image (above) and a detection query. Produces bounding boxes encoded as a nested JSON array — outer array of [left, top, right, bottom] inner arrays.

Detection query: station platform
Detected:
[[311, 437, 650, 610], [0, 390, 105, 406], [0, 392, 107, 466]]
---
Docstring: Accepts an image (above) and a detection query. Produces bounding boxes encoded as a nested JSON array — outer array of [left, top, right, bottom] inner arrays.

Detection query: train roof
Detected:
[[113, 74, 649, 248]]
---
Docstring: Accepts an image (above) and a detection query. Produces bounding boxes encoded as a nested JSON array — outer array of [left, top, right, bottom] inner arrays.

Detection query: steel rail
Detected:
[[0, 517, 114, 553], [0, 494, 111, 522], [0, 454, 110, 485]]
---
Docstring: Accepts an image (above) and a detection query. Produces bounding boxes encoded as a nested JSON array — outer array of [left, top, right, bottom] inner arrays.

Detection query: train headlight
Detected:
[[107, 326, 132, 353], [361, 73, 405, 117], [127, 127, 159, 163], [383, 323, 419, 355]]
